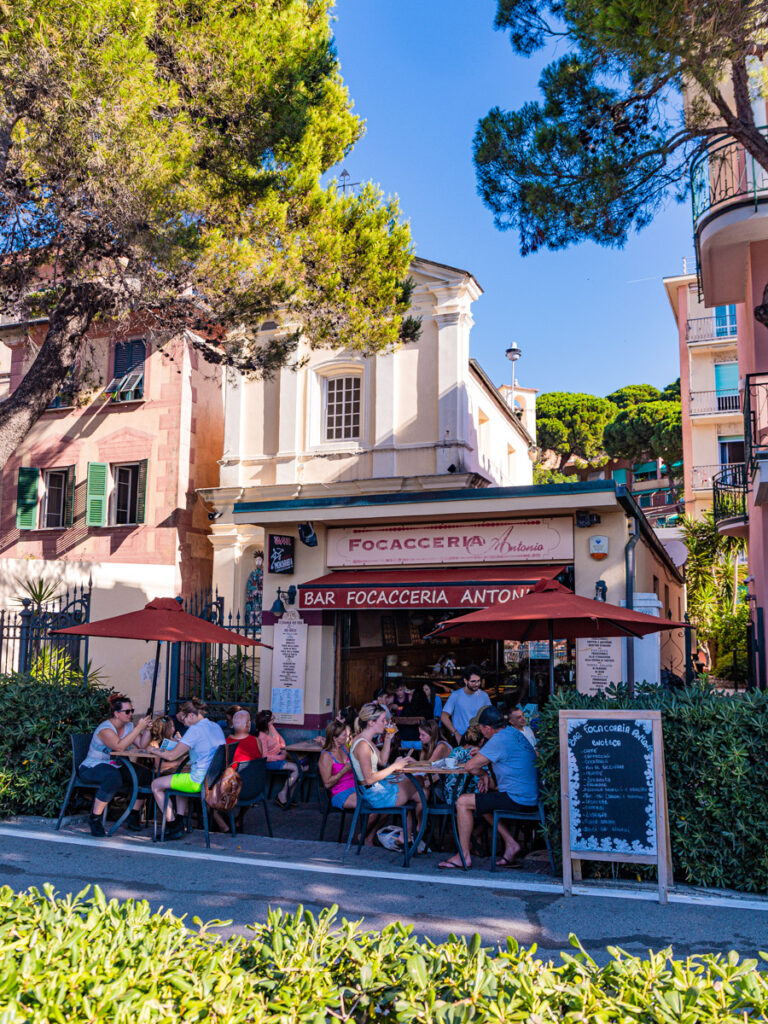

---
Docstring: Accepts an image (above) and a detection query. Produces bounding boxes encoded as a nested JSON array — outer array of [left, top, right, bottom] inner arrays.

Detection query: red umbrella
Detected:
[[427, 578, 688, 692], [54, 598, 268, 712]]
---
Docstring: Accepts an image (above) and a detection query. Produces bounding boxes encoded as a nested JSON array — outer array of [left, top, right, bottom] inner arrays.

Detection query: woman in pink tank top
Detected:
[[318, 721, 357, 811]]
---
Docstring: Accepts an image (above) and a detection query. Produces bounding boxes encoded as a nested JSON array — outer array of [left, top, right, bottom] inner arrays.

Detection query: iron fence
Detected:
[[744, 373, 768, 473], [0, 583, 91, 679], [689, 389, 740, 415], [686, 316, 738, 343], [173, 589, 261, 716]]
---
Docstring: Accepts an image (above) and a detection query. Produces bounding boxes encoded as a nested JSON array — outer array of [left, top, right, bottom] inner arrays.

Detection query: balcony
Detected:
[[691, 463, 724, 491], [712, 463, 748, 537], [686, 316, 737, 343], [691, 126, 768, 306], [689, 389, 740, 416], [744, 373, 768, 503]]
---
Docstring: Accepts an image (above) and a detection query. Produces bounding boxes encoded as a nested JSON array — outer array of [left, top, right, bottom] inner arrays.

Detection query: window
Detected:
[[43, 469, 68, 528], [714, 304, 737, 337], [325, 375, 361, 441], [16, 466, 75, 530], [105, 339, 146, 402], [114, 464, 140, 524], [85, 460, 147, 526], [719, 436, 745, 467], [48, 369, 76, 410]]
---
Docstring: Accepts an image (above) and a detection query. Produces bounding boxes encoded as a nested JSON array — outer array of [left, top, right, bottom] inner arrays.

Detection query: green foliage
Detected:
[[14, 575, 61, 610], [537, 685, 768, 892], [535, 391, 617, 468], [2, 886, 768, 1022], [681, 512, 747, 644], [532, 464, 576, 484], [205, 653, 259, 708], [603, 400, 683, 490], [605, 383, 663, 408], [474, 1, 768, 255], [0, 674, 113, 818]]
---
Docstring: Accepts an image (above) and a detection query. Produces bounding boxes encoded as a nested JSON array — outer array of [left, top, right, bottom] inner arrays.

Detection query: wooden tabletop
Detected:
[[285, 741, 324, 754], [115, 749, 164, 760], [399, 763, 471, 775]]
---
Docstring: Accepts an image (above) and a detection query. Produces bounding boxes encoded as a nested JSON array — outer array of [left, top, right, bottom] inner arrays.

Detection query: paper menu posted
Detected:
[[140, 659, 156, 687], [271, 687, 304, 718]]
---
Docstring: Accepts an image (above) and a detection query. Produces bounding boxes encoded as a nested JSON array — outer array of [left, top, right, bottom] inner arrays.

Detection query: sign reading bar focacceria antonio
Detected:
[[559, 709, 671, 904]]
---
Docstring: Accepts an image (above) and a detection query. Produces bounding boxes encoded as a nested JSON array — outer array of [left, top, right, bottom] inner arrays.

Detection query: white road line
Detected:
[[1, 826, 766, 911]]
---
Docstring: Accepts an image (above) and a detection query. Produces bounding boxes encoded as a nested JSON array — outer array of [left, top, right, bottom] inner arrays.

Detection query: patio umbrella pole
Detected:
[[548, 620, 555, 696], [147, 639, 162, 716]]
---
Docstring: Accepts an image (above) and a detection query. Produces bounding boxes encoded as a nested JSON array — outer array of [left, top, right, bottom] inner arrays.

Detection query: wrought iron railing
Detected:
[[691, 126, 768, 225], [686, 316, 738, 342], [689, 389, 741, 415], [744, 373, 768, 473], [713, 462, 747, 527], [0, 582, 91, 679]]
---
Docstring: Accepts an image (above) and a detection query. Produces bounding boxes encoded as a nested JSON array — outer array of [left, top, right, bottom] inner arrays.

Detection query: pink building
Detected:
[[0, 320, 224, 691], [691, 97, 768, 686]]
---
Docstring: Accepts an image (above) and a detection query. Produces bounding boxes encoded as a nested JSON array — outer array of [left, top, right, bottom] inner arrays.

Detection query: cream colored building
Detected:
[[201, 257, 685, 726], [664, 271, 743, 521]]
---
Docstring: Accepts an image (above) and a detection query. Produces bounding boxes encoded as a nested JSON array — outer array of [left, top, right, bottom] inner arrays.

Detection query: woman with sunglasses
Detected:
[[78, 693, 152, 836]]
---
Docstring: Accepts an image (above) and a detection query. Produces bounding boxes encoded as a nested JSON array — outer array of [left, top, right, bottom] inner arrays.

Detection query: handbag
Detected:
[[204, 764, 242, 811]]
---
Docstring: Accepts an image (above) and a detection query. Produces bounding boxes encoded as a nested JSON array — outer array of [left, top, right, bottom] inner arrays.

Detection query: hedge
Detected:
[[1, 886, 767, 1023], [537, 684, 768, 892], [0, 674, 114, 819]]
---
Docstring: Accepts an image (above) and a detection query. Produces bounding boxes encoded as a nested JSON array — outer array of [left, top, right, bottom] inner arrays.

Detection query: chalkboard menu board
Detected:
[[559, 709, 671, 903]]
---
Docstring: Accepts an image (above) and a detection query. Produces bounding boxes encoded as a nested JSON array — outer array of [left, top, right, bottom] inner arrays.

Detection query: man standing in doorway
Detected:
[[440, 664, 491, 744], [439, 706, 538, 870]]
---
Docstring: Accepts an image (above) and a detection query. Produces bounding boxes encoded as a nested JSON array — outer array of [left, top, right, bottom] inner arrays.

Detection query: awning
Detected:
[[298, 565, 566, 611]]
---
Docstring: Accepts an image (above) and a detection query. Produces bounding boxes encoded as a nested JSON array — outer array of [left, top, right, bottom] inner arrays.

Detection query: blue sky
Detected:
[[331, 0, 692, 399]]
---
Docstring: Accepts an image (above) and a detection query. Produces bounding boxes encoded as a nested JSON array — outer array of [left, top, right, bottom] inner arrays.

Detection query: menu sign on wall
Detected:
[[270, 615, 307, 724], [559, 710, 671, 903], [575, 637, 623, 694], [268, 534, 295, 574], [327, 518, 573, 567]]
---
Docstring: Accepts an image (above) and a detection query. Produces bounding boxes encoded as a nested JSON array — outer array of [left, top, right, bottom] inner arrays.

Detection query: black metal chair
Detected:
[[318, 781, 353, 843], [228, 757, 273, 837], [489, 799, 555, 873], [159, 744, 227, 848], [342, 769, 419, 868], [419, 780, 467, 869], [56, 733, 107, 831]]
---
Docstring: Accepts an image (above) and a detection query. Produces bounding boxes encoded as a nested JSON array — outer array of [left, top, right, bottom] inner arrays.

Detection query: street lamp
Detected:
[[505, 343, 522, 413]]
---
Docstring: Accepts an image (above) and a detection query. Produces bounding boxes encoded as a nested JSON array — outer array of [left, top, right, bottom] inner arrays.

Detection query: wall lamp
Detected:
[[270, 585, 297, 616]]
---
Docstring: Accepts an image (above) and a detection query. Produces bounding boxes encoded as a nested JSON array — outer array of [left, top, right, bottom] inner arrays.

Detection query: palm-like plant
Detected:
[[14, 576, 62, 611]]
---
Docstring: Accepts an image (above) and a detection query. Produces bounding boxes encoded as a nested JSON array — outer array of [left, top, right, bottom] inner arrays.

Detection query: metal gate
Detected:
[[0, 583, 92, 681]]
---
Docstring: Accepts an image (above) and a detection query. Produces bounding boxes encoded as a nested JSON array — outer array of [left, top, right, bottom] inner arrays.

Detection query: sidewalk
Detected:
[[2, 815, 767, 960]]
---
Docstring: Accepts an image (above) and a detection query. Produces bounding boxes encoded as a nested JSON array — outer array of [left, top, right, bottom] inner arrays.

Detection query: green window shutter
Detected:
[[135, 459, 148, 524], [64, 465, 76, 527], [86, 462, 109, 526], [16, 468, 39, 530]]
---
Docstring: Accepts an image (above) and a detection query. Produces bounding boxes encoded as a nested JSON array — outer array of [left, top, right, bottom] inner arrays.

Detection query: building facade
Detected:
[[0, 321, 224, 690], [201, 258, 685, 728], [664, 270, 743, 522], [687, 76, 768, 684]]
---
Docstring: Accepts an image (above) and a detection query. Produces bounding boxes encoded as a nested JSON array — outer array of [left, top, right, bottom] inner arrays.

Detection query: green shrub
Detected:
[[1, 886, 767, 1023], [537, 684, 768, 892], [0, 673, 113, 819]]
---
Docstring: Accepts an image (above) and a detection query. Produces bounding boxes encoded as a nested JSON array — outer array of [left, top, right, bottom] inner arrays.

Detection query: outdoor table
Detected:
[[285, 740, 324, 803], [111, 750, 164, 836], [397, 763, 472, 859]]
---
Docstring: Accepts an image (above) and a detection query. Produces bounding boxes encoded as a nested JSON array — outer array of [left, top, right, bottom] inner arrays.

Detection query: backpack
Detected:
[[205, 764, 242, 811]]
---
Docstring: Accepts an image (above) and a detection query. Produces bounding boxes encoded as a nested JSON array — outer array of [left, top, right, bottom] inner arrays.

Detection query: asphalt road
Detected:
[[1, 821, 766, 962]]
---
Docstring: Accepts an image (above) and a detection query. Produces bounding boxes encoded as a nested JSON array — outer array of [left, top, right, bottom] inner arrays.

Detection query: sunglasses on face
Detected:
[[120, 708, 135, 715]]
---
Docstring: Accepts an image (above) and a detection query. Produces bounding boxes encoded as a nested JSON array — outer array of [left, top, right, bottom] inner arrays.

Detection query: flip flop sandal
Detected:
[[438, 859, 465, 870], [495, 854, 523, 869]]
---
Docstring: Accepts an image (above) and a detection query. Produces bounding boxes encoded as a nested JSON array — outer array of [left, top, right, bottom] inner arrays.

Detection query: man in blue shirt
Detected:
[[440, 664, 491, 743], [438, 705, 538, 871]]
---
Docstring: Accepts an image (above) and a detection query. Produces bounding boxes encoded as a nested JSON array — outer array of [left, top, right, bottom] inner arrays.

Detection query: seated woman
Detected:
[[442, 723, 485, 807], [318, 721, 356, 813], [150, 699, 226, 840], [417, 719, 453, 765], [349, 702, 418, 844], [254, 709, 299, 809], [78, 694, 152, 836]]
